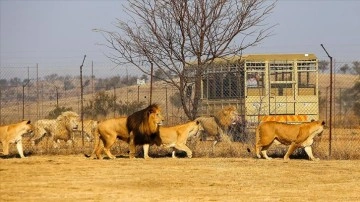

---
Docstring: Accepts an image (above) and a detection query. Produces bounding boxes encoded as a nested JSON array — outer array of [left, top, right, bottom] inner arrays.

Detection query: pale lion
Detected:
[[0, 120, 33, 158], [255, 120, 325, 161], [75, 120, 98, 141], [195, 105, 238, 146], [143, 120, 203, 158], [31, 111, 79, 148]]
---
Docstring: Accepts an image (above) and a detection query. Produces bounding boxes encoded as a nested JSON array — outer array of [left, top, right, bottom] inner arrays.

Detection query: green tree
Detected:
[[108, 76, 121, 88], [340, 80, 360, 117], [117, 101, 146, 116], [154, 68, 166, 81], [339, 64, 349, 74], [121, 75, 137, 86], [64, 77, 75, 91], [140, 74, 148, 81], [351, 61, 360, 75], [0, 79, 8, 87], [44, 74, 59, 82], [83, 91, 116, 118], [9, 77, 21, 86], [46, 106, 73, 119]]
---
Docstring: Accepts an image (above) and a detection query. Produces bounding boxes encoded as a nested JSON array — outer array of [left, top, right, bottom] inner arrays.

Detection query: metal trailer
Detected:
[[199, 53, 319, 131]]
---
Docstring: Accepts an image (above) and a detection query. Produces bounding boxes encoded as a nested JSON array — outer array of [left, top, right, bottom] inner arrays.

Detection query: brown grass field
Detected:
[[1, 128, 360, 201], [1, 155, 359, 201]]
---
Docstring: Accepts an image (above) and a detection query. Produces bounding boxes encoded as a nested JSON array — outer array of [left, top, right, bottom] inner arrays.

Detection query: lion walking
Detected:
[[88, 104, 164, 159], [143, 120, 203, 158], [195, 106, 238, 146], [255, 120, 325, 161], [31, 111, 79, 148], [0, 120, 33, 158]]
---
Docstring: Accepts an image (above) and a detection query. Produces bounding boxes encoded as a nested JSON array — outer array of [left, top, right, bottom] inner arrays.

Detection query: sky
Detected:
[[1, 0, 359, 78]]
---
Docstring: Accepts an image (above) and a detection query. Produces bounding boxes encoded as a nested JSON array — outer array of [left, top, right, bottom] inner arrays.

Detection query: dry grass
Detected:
[[318, 73, 359, 88], [1, 155, 360, 201], [2, 128, 359, 160]]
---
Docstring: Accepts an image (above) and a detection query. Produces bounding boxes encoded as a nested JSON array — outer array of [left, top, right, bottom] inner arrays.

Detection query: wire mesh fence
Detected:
[[0, 60, 359, 159]]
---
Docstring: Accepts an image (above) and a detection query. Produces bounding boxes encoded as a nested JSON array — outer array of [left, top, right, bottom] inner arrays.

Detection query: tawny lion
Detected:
[[143, 120, 203, 158], [255, 120, 325, 161], [88, 104, 164, 159], [195, 105, 238, 146], [0, 120, 33, 158]]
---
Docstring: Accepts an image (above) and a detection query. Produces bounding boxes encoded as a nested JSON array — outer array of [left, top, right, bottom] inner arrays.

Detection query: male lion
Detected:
[[195, 105, 238, 146], [127, 104, 164, 158], [31, 111, 79, 148], [87, 117, 128, 159], [89, 104, 164, 159], [75, 119, 98, 141], [255, 120, 325, 161], [0, 120, 33, 158], [143, 120, 203, 158]]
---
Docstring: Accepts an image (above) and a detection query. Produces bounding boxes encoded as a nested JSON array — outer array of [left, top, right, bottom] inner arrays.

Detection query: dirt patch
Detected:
[[1, 155, 359, 201]]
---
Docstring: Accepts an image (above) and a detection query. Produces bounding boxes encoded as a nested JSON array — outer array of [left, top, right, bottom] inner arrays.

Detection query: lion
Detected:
[[255, 120, 325, 161], [31, 111, 79, 148], [143, 120, 203, 158], [126, 104, 164, 158], [195, 105, 238, 146], [89, 104, 164, 159], [74, 119, 98, 142], [87, 117, 128, 159], [0, 120, 33, 158]]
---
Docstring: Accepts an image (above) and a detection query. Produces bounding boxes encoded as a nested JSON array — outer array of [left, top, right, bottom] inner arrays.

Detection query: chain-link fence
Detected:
[[0, 59, 359, 159]]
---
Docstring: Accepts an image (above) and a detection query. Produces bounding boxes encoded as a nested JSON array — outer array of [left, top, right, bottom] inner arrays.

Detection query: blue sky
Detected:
[[1, 0, 359, 77]]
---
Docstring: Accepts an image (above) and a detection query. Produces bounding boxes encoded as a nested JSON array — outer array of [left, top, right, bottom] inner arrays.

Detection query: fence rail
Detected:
[[0, 65, 359, 159]]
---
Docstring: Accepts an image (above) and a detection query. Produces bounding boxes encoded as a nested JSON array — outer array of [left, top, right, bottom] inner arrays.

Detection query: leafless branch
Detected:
[[96, 0, 277, 119]]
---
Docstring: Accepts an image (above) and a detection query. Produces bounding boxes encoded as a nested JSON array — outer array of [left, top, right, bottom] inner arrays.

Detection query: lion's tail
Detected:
[[255, 124, 260, 146], [244, 126, 260, 156], [84, 127, 101, 158]]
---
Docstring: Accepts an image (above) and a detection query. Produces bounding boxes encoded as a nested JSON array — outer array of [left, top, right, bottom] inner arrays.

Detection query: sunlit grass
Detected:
[[2, 128, 359, 160]]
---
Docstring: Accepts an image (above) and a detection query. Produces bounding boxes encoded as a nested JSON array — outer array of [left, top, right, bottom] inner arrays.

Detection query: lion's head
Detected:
[[57, 111, 79, 132], [215, 105, 238, 128], [126, 104, 164, 146], [24, 120, 33, 134], [139, 104, 164, 135], [15, 120, 33, 136]]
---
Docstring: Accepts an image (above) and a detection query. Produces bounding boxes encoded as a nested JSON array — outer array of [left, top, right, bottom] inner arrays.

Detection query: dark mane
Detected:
[[126, 104, 162, 146]]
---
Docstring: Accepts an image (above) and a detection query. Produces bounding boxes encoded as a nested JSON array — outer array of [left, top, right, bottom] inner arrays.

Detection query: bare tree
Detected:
[[352, 61, 360, 75], [96, 0, 276, 119]]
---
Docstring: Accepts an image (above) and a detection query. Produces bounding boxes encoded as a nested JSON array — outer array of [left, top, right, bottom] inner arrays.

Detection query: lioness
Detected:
[[0, 120, 33, 158], [255, 120, 325, 161], [143, 120, 203, 158]]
